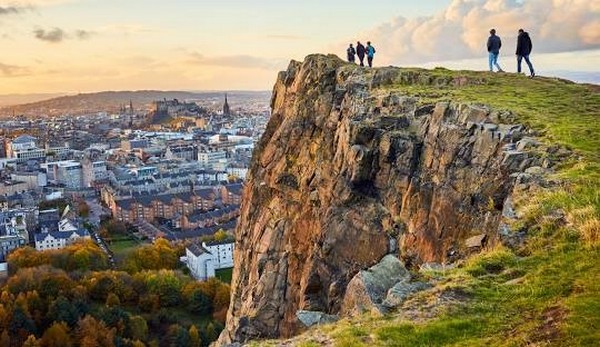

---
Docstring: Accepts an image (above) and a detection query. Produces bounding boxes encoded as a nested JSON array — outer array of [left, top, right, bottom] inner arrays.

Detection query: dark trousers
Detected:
[[517, 55, 534, 74], [367, 56, 373, 67], [358, 54, 365, 66]]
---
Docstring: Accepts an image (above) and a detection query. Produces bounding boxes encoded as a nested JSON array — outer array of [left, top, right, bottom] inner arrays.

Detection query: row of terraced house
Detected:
[[103, 184, 243, 229]]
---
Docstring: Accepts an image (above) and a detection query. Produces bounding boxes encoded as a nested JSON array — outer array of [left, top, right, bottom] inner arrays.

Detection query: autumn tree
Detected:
[[22, 334, 40, 347], [189, 325, 201, 347], [168, 324, 190, 347], [78, 201, 90, 218], [40, 322, 72, 347], [106, 293, 121, 307], [77, 315, 116, 347], [129, 315, 148, 342]]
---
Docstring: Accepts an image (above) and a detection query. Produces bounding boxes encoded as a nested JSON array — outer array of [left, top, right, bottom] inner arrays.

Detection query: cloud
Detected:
[[354, 0, 600, 65], [75, 29, 95, 40], [4, 0, 73, 6], [33, 27, 65, 42], [33, 27, 96, 42], [186, 52, 287, 70], [0, 6, 25, 15], [0, 62, 29, 77]]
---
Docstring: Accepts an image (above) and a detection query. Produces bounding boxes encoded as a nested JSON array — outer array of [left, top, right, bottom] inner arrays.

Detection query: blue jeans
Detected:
[[517, 55, 534, 74], [489, 52, 502, 71]]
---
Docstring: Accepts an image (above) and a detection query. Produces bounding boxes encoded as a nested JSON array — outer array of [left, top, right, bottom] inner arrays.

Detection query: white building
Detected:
[[34, 229, 90, 251], [203, 240, 235, 269], [56, 161, 83, 189], [198, 149, 227, 169], [182, 240, 234, 281], [7, 135, 46, 162]]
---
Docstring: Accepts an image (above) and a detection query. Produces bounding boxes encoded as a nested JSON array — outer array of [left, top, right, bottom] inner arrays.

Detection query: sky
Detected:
[[0, 0, 598, 94]]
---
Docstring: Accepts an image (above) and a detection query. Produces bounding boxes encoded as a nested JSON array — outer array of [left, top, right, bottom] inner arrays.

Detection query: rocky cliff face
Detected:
[[218, 54, 540, 344]]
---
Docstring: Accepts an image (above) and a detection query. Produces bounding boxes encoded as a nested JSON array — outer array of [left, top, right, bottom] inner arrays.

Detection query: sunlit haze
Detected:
[[0, 0, 598, 94]]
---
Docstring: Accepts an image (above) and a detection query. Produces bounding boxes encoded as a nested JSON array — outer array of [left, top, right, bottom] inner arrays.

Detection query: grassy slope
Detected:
[[259, 70, 600, 346]]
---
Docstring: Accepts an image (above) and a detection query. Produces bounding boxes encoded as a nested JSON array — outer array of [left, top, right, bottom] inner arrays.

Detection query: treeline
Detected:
[[0, 240, 230, 347]]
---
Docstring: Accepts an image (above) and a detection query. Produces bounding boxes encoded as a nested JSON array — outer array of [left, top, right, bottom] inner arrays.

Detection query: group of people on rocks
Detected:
[[346, 41, 376, 67], [344, 28, 536, 77], [488, 28, 535, 77]]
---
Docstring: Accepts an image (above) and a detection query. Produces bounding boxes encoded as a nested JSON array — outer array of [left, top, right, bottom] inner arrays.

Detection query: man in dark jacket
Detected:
[[356, 41, 366, 66], [347, 43, 356, 63], [487, 29, 504, 72], [516, 29, 535, 77]]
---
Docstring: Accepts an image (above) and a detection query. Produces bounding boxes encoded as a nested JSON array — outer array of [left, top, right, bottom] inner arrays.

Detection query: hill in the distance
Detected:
[[0, 90, 271, 117]]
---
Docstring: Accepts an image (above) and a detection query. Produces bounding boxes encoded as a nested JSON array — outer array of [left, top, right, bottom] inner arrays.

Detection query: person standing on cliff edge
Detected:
[[516, 28, 535, 78], [356, 41, 366, 66], [366, 41, 376, 67], [347, 43, 356, 63], [487, 29, 504, 72]]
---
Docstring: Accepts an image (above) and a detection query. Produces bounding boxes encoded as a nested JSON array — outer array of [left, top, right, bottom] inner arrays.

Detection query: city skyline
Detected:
[[0, 0, 598, 94]]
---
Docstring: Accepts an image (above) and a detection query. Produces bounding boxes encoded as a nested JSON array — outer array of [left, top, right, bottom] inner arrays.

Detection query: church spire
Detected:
[[223, 93, 230, 116]]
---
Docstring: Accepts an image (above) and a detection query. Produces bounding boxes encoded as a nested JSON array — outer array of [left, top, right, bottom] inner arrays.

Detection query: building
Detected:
[[7, 135, 46, 162], [198, 148, 227, 169], [111, 189, 218, 224], [182, 239, 234, 281], [183, 243, 214, 280], [166, 144, 197, 161], [221, 183, 243, 205], [82, 160, 108, 187], [55, 161, 83, 189], [223, 94, 231, 116], [34, 229, 90, 251], [122, 139, 149, 151], [203, 239, 235, 269], [0, 235, 27, 268], [10, 171, 47, 190], [0, 181, 29, 196]]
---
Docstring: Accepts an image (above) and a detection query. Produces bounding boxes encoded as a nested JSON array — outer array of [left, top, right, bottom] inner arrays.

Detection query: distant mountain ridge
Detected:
[[0, 90, 271, 117]]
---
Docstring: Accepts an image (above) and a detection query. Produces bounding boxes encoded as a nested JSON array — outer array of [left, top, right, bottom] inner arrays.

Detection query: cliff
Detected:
[[218, 54, 567, 344]]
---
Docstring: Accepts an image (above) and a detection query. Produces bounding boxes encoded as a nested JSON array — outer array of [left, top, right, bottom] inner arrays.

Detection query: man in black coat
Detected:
[[356, 41, 366, 67], [516, 29, 535, 77]]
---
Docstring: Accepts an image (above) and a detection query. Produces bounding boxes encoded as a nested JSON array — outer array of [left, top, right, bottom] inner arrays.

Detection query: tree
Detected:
[[132, 340, 146, 347], [106, 293, 121, 307], [48, 296, 81, 327], [23, 335, 40, 347], [78, 201, 90, 218], [77, 315, 115, 347], [188, 290, 212, 315], [0, 331, 9, 347], [189, 325, 201, 347], [129, 315, 148, 342], [9, 306, 37, 345], [168, 324, 190, 347], [205, 322, 218, 342], [213, 229, 229, 242], [40, 322, 72, 347]]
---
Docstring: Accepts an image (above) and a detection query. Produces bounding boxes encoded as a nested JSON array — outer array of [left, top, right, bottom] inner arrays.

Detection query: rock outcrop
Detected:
[[218, 54, 540, 344]]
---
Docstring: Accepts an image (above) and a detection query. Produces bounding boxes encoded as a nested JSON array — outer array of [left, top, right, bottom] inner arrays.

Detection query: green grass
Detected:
[[107, 238, 140, 258], [215, 267, 233, 284], [253, 69, 599, 346]]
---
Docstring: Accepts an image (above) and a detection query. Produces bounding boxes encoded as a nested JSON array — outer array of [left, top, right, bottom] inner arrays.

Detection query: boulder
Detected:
[[340, 255, 411, 316], [296, 310, 339, 328], [465, 234, 487, 248], [382, 281, 432, 309]]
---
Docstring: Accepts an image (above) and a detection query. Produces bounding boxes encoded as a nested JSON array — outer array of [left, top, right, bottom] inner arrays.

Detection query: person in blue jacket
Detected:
[[366, 41, 376, 67], [487, 29, 504, 72], [516, 29, 535, 78]]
